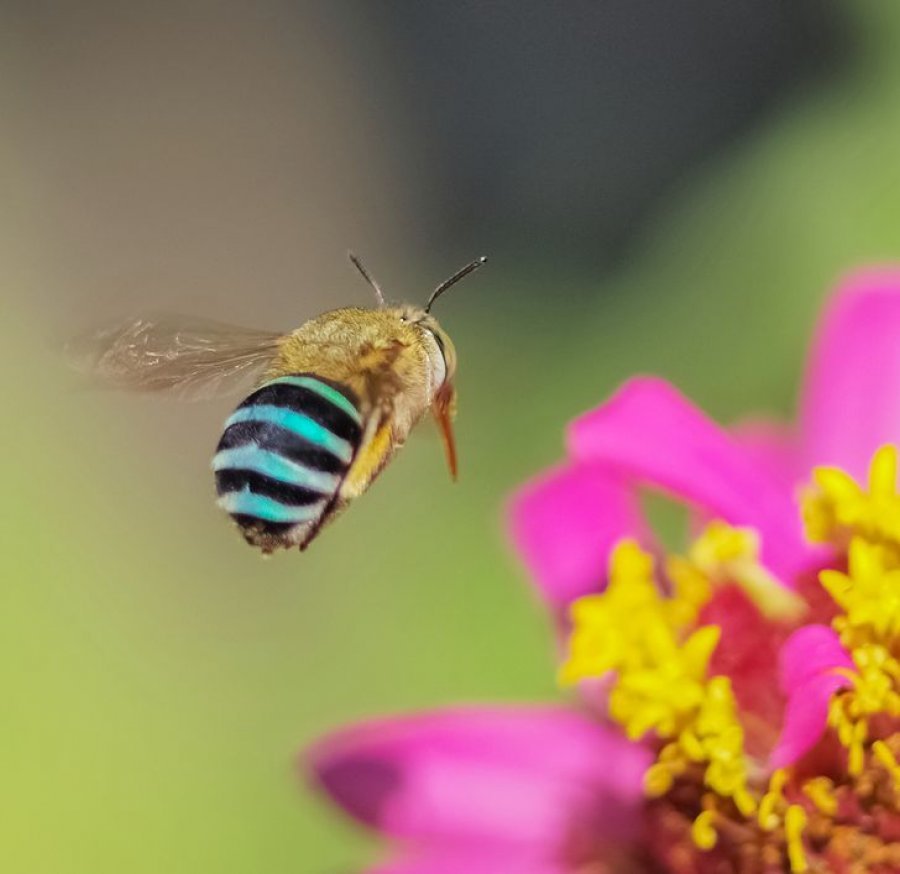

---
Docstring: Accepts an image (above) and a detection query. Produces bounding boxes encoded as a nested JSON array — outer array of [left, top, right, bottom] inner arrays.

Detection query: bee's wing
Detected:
[[67, 314, 285, 401]]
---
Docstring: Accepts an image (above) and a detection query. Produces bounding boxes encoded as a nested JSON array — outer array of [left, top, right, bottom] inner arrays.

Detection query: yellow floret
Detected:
[[803, 445, 900, 558], [691, 810, 718, 850], [802, 777, 837, 817], [561, 539, 754, 822], [784, 804, 808, 873]]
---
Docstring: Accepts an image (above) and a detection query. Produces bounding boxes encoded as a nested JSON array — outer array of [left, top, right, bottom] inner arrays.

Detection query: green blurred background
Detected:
[[5, 2, 900, 871]]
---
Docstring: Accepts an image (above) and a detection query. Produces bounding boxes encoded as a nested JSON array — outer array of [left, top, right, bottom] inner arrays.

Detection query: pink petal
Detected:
[[769, 625, 853, 769], [769, 672, 850, 770], [730, 418, 802, 492], [507, 462, 646, 611], [305, 706, 650, 853], [801, 268, 900, 478], [567, 378, 811, 583], [778, 624, 853, 694], [367, 852, 569, 874]]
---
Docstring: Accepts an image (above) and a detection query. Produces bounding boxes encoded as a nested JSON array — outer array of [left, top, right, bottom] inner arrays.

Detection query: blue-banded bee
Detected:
[[70, 255, 486, 552]]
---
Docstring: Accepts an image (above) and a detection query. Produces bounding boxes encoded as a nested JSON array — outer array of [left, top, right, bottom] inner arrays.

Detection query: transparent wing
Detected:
[[67, 313, 285, 400]]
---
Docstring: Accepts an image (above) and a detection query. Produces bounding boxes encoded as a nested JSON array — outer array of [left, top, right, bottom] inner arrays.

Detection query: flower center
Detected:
[[561, 445, 900, 872]]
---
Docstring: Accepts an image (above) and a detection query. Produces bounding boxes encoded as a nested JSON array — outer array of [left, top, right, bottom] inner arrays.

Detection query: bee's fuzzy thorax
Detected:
[[270, 306, 449, 429]]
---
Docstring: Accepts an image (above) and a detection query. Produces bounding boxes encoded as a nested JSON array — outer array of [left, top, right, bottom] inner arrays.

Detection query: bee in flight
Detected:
[[70, 254, 487, 553]]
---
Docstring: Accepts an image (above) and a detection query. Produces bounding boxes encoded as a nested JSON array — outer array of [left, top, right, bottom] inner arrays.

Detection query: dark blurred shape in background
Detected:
[[371, 1, 847, 265], [5, 0, 848, 328]]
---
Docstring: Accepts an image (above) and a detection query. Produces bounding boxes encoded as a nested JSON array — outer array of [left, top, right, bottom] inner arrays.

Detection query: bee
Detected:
[[69, 254, 487, 552]]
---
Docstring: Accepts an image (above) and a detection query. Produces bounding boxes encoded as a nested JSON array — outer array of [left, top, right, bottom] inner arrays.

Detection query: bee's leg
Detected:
[[432, 384, 457, 481]]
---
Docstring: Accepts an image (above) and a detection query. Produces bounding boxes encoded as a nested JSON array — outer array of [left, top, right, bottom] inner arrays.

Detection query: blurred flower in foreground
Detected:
[[304, 270, 900, 872]]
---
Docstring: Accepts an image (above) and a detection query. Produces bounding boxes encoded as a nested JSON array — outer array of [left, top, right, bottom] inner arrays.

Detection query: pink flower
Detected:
[[304, 269, 900, 872], [515, 268, 900, 609]]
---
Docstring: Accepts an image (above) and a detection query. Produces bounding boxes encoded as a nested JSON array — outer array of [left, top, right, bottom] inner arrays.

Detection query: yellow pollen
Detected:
[[827, 644, 900, 774], [798, 444, 900, 795], [562, 539, 755, 820], [678, 520, 805, 621], [691, 810, 718, 850], [873, 740, 900, 790], [643, 762, 676, 797], [559, 540, 678, 687], [784, 804, 808, 873], [819, 539, 900, 649], [803, 444, 900, 556], [802, 777, 837, 817], [758, 769, 787, 831]]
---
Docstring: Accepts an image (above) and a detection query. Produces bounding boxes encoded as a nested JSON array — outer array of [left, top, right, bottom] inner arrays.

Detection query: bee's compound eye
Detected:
[[424, 329, 447, 388], [432, 347, 447, 387]]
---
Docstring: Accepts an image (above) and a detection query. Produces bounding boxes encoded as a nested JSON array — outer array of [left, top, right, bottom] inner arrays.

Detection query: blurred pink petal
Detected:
[[769, 625, 853, 769], [367, 852, 569, 874], [778, 624, 853, 693], [730, 418, 803, 491], [566, 377, 810, 583], [769, 672, 849, 770], [801, 268, 900, 479], [306, 706, 650, 853], [507, 462, 646, 610]]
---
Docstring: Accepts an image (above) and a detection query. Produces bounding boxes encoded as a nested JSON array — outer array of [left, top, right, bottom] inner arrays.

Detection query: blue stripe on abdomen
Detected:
[[265, 376, 362, 425], [217, 487, 326, 524], [213, 444, 340, 494], [224, 405, 353, 464]]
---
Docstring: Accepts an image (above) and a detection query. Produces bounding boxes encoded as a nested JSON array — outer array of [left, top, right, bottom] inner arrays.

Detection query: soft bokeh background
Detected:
[[5, 2, 900, 871]]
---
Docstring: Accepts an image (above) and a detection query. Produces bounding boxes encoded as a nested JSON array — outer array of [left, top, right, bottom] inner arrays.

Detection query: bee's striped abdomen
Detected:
[[213, 374, 363, 550]]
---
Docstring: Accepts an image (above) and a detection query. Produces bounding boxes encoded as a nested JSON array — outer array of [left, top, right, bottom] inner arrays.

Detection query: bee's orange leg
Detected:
[[432, 385, 458, 481]]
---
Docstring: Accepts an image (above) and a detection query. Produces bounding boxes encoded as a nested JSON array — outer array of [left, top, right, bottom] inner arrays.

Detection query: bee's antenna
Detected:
[[348, 251, 386, 307], [424, 256, 488, 314]]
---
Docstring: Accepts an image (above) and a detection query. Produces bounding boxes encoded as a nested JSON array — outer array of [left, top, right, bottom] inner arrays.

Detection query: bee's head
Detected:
[[348, 251, 484, 395], [358, 253, 485, 483], [348, 251, 485, 405]]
